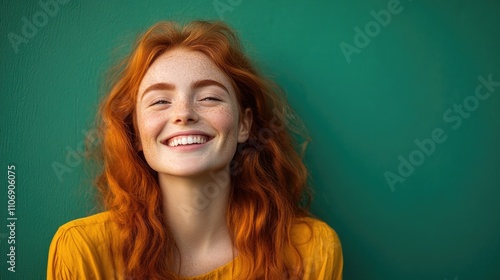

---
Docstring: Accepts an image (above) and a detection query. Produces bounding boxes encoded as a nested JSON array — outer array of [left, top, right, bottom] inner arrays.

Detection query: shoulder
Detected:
[[291, 217, 341, 246], [52, 211, 116, 248], [291, 217, 343, 279], [56, 211, 113, 236], [47, 212, 121, 279]]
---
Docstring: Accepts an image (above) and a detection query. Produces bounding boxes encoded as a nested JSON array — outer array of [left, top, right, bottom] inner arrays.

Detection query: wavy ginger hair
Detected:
[[94, 20, 312, 279]]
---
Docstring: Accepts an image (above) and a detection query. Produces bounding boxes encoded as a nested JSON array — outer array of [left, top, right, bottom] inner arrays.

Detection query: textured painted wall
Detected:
[[1, 0, 499, 279]]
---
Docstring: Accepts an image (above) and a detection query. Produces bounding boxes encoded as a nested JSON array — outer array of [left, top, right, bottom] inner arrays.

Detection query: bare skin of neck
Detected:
[[159, 168, 235, 277]]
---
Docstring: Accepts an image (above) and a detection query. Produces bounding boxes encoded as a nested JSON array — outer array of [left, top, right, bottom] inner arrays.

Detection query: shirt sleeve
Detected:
[[47, 226, 80, 279], [47, 225, 107, 280], [302, 220, 343, 280]]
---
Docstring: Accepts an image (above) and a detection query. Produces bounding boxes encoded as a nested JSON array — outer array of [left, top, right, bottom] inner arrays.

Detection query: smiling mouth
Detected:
[[165, 135, 210, 147]]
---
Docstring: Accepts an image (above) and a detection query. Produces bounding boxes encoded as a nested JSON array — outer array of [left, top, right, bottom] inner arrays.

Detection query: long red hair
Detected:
[[93, 20, 312, 279]]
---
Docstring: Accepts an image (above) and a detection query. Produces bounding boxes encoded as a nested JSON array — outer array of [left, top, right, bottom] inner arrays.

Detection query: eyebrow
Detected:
[[141, 83, 175, 99], [192, 79, 229, 93], [141, 79, 229, 99]]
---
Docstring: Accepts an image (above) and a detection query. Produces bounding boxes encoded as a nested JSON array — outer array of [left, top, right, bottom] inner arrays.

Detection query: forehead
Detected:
[[138, 48, 234, 94]]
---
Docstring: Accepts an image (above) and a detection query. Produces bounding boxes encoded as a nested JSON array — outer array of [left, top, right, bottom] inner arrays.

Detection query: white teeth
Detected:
[[167, 135, 208, 147]]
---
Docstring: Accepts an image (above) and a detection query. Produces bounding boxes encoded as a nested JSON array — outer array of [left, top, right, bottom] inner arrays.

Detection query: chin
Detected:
[[156, 166, 214, 177], [159, 163, 231, 179]]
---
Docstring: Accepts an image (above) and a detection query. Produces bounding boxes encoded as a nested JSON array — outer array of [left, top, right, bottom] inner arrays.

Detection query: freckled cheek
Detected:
[[208, 108, 239, 138], [137, 113, 165, 145]]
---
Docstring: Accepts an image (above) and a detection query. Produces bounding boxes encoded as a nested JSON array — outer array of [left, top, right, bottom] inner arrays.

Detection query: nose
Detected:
[[171, 98, 199, 125]]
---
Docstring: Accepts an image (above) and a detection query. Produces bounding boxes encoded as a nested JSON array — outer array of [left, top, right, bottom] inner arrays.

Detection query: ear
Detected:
[[237, 108, 253, 143]]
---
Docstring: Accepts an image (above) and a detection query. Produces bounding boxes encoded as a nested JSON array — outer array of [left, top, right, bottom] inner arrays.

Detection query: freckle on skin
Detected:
[[135, 49, 246, 177]]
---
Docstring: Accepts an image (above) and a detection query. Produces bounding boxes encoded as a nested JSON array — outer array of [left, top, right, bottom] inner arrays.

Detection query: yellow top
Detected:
[[47, 212, 343, 279]]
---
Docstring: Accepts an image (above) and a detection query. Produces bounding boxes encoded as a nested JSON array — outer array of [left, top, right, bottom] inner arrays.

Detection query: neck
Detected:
[[159, 168, 232, 258]]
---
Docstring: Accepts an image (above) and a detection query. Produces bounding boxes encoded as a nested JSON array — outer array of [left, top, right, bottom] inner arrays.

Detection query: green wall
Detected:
[[1, 0, 499, 279]]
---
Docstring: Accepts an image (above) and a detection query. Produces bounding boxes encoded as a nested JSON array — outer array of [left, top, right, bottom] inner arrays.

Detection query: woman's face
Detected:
[[136, 48, 252, 178]]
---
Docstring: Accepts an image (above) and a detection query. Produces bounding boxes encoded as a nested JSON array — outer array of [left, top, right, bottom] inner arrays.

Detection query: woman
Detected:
[[47, 20, 343, 279]]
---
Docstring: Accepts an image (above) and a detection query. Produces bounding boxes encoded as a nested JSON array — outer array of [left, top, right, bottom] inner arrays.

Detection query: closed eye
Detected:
[[200, 97, 222, 102], [151, 99, 171, 106]]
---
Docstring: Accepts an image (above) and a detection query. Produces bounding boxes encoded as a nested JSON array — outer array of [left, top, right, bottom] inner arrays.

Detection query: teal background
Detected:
[[1, 0, 499, 279]]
